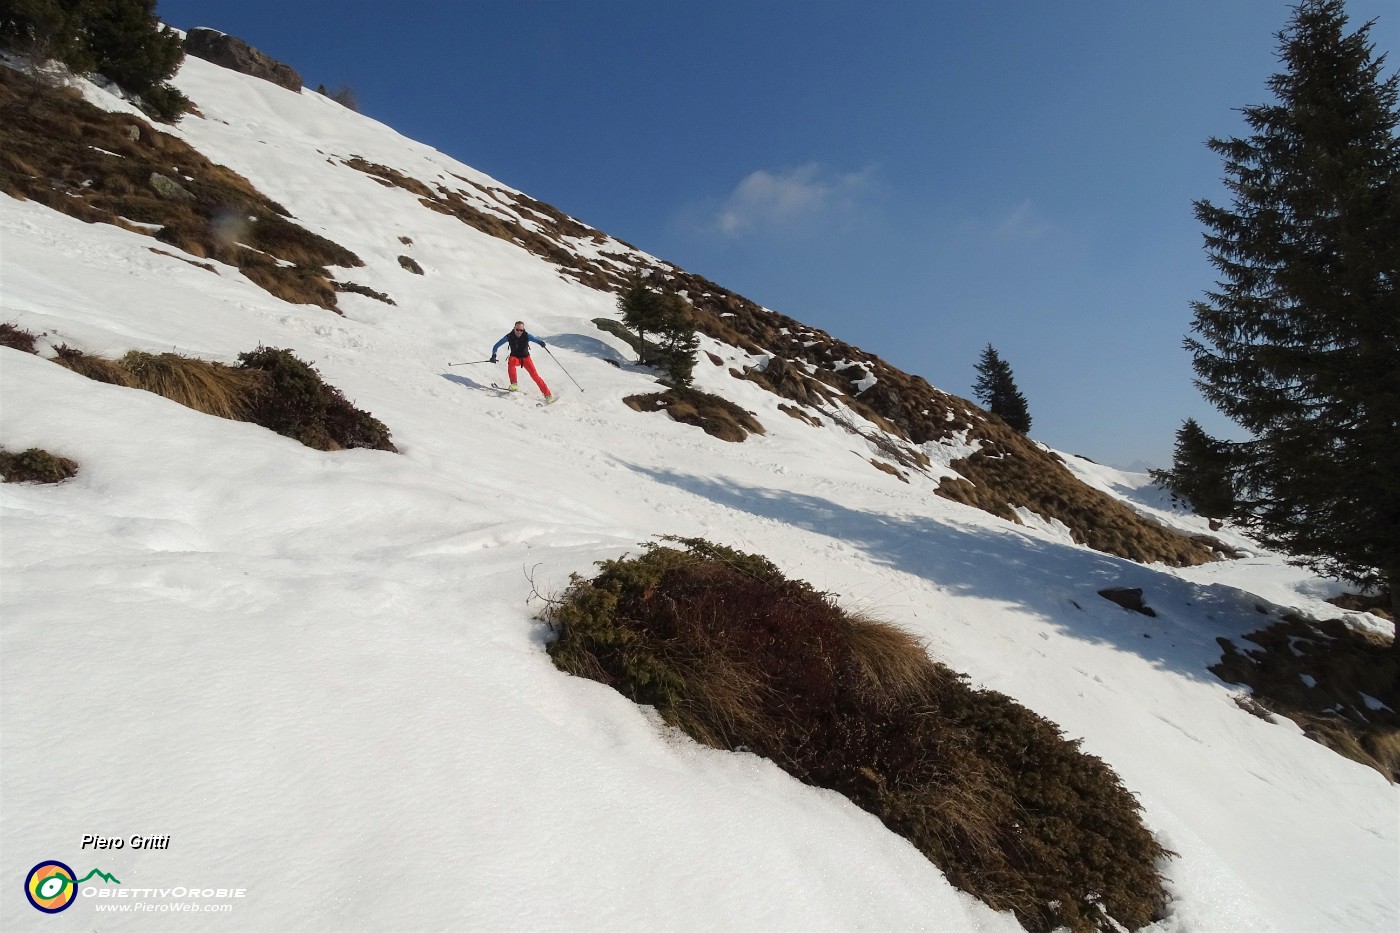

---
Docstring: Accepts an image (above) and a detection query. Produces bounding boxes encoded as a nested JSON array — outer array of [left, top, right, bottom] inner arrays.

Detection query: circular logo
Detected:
[[25, 861, 78, 913]]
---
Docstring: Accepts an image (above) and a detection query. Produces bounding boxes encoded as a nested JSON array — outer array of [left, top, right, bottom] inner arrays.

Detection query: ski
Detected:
[[490, 383, 559, 406]]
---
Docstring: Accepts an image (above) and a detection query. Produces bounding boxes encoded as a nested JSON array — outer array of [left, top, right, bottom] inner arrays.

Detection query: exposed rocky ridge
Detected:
[[182, 28, 302, 93]]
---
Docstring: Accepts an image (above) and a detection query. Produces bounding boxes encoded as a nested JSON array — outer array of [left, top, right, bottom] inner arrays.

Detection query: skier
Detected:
[[491, 321, 554, 401]]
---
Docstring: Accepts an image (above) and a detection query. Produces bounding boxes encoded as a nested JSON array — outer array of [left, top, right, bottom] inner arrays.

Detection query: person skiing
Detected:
[[491, 321, 554, 401]]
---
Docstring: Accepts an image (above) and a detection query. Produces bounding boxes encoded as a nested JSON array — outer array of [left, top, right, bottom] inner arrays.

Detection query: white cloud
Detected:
[[991, 199, 1055, 242], [700, 163, 877, 238]]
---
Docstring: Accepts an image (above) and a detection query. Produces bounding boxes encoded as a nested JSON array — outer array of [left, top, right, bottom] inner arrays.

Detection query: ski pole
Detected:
[[448, 359, 495, 367], [544, 345, 583, 392]]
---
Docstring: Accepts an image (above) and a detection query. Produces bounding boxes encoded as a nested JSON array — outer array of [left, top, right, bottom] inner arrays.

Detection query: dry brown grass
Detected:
[[117, 351, 266, 420], [340, 158, 617, 291], [840, 611, 940, 703], [240, 261, 340, 311], [334, 280, 396, 305], [869, 458, 909, 482], [45, 345, 396, 452], [778, 403, 823, 427], [52, 345, 136, 385], [936, 417, 1219, 567], [1328, 590, 1394, 622], [1213, 614, 1399, 780]]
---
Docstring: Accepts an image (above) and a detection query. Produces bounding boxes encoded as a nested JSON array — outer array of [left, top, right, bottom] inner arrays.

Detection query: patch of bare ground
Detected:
[[0, 66, 359, 311], [340, 157, 616, 290], [0, 447, 78, 483], [937, 417, 1218, 567], [869, 458, 909, 482], [623, 388, 764, 442], [1213, 613, 1398, 781], [1328, 590, 1394, 622]]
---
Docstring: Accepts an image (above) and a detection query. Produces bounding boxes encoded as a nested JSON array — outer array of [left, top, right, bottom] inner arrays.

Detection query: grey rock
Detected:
[[183, 28, 302, 93], [150, 172, 194, 201]]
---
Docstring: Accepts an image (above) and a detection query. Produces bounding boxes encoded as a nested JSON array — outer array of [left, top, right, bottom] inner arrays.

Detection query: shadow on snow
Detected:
[[625, 464, 1269, 685]]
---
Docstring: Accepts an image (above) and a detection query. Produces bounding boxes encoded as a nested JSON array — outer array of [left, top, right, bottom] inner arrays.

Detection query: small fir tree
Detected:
[[1187, 0, 1400, 630], [1150, 419, 1238, 519], [972, 344, 1032, 434], [654, 292, 700, 388], [617, 271, 664, 365]]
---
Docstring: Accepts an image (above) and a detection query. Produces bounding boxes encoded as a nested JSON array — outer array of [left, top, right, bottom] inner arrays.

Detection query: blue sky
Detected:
[[155, 1, 1398, 469]]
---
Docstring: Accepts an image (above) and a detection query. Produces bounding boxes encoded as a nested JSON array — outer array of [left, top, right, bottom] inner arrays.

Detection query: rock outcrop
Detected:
[[183, 28, 301, 93]]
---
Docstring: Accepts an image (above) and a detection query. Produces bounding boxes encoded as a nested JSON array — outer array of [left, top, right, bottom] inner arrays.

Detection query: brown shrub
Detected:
[[546, 539, 1172, 932], [45, 345, 396, 453], [0, 447, 78, 483], [334, 281, 396, 305], [236, 346, 397, 452], [1, 323, 39, 354]]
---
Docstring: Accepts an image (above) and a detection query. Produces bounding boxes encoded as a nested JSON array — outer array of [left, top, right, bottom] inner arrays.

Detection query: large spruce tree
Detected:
[[973, 344, 1032, 434], [1187, 0, 1400, 629]]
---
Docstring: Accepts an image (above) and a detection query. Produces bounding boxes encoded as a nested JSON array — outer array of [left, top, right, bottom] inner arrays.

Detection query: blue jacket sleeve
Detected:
[[529, 333, 546, 347], [491, 334, 509, 354]]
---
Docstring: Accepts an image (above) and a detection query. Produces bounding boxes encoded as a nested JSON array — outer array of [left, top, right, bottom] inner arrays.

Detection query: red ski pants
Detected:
[[508, 355, 551, 396]]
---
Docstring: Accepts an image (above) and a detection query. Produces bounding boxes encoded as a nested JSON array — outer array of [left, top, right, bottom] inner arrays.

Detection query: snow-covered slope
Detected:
[[2, 54, 1395, 931]]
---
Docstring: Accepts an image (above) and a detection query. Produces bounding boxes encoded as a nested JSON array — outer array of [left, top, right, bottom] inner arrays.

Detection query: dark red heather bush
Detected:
[[546, 537, 1172, 932]]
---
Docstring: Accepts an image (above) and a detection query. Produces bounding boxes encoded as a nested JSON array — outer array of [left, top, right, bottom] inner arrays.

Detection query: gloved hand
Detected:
[[490, 355, 497, 364], [539, 341, 546, 347]]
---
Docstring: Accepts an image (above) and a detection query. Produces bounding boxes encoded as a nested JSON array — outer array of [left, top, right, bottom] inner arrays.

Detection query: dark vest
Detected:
[[506, 332, 532, 358]]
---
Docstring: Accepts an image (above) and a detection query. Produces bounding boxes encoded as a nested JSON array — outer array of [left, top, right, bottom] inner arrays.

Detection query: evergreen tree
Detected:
[[1, 0, 91, 69], [617, 271, 664, 365], [1, 0, 186, 119], [972, 344, 1032, 434], [654, 292, 700, 388], [1187, 0, 1400, 630], [83, 0, 182, 96], [1150, 419, 1237, 519]]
